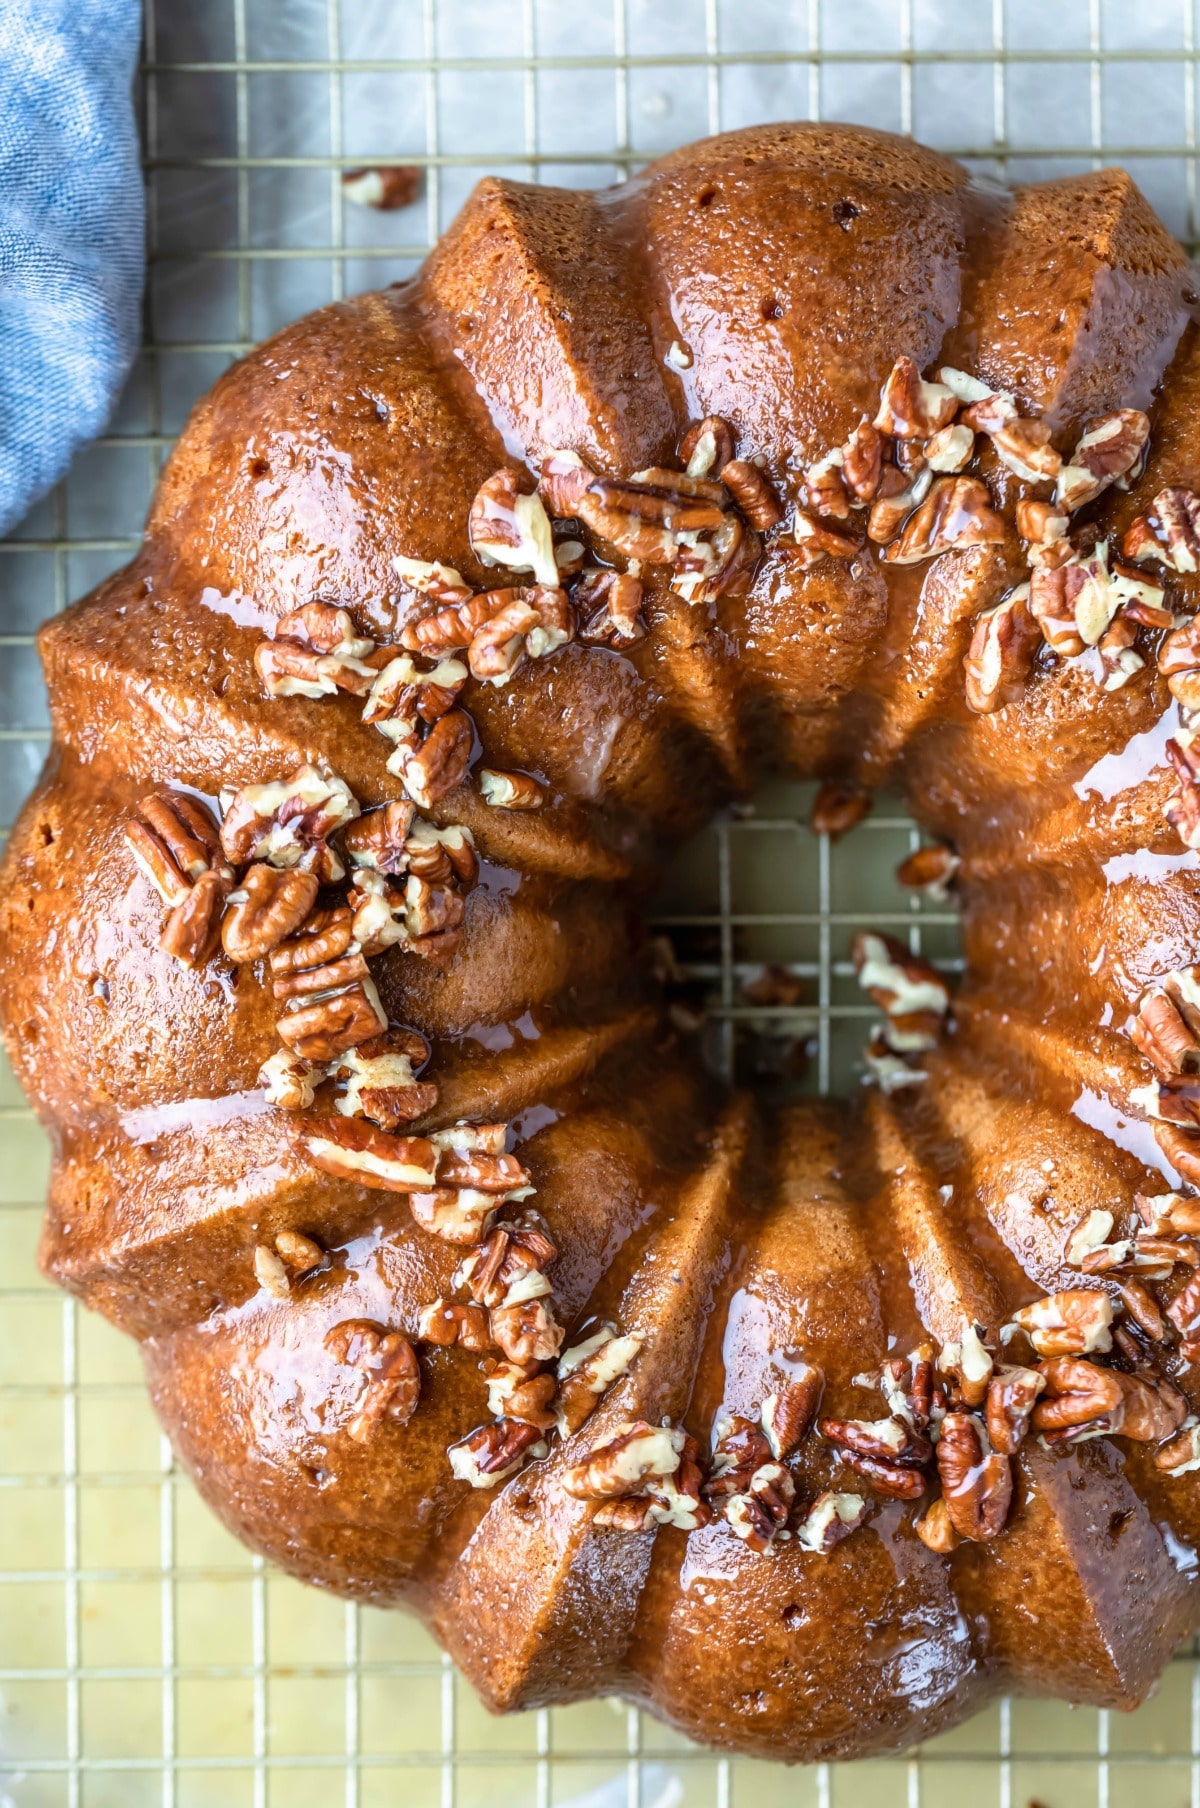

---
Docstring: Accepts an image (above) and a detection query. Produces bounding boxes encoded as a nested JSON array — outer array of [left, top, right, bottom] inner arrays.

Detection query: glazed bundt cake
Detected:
[[10, 121, 1200, 1762]]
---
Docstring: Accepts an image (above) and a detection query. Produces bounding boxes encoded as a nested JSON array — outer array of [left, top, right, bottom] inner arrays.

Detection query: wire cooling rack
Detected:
[[5, 1, 1200, 1803]]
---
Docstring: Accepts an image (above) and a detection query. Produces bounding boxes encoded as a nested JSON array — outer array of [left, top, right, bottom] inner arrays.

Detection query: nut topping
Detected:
[[1131, 983, 1200, 1077], [1030, 1356, 1125, 1438], [388, 710, 474, 808], [1155, 1419, 1200, 1475], [924, 423, 974, 474], [258, 1049, 321, 1110], [222, 865, 319, 963], [880, 476, 1006, 565], [561, 1420, 685, 1500], [679, 415, 735, 479], [409, 1187, 501, 1245], [481, 1360, 557, 1429], [449, 1418, 547, 1488], [575, 569, 646, 646], [724, 1461, 796, 1552], [323, 1319, 420, 1440], [331, 1034, 438, 1130], [479, 768, 545, 811], [276, 977, 386, 1062], [852, 932, 951, 1020], [219, 765, 359, 868], [254, 604, 379, 700], [1055, 410, 1150, 513], [896, 843, 961, 899], [554, 1328, 642, 1435], [125, 791, 229, 905], [417, 1298, 494, 1351], [800, 451, 851, 520], [392, 555, 475, 607], [468, 469, 559, 587], [1009, 1289, 1113, 1357], [288, 1116, 437, 1191], [914, 1497, 961, 1554], [489, 1298, 563, 1365], [253, 1243, 290, 1299], [873, 357, 957, 438], [721, 459, 785, 530], [936, 1412, 1012, 1541], [1157, 616, 1200, 716], [810, 779, 870, 840], [963, 584, 1041, 714], [840, 417, 885, 502], [1125, 487, 1200, 575], [795, 1490, 868, 1554], [160, 869, 229, 968], [361, 655, 468, 744], [760, 1370, 823, 1459]]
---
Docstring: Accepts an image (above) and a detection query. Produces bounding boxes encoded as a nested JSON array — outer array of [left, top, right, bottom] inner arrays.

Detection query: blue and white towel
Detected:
[[0, 0, 143, 537]]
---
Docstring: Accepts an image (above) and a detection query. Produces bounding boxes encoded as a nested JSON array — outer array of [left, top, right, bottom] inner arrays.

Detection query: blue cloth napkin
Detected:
[[0, 0, 144, 537]]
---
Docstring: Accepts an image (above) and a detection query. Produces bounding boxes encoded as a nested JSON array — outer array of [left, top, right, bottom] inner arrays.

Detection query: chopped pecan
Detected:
[[1115, 1370, 1188, 1442], [936, 1412, 1012, 1541], [362, 655, 467, 746], [1155, 1419, 1200, 1474], [160, 869, 229, 968], [1055, 410, 1150, 513], [436, 1148, 531, 1194], [553, 1327, 642, 1435], [722, 458, 784, 530], [404, 819, 477, 888], [881, 476, 1006, 565], [1167, 1268, 1200, 1341], [679, 415, 735, 479], [963, 583, 1041, 714], [258, 1048, 321, 1110], [895, 843, 961, 898], [761, 1371, 822, 1458], [1165, 729, 1200, 848], [254, 603, 379, 700], [253, 1243, 290, 1300], [1009, 1289, 1113, 1357], [553, 532, 586, 579], [482, 1359, 557, 1429], [219, 765, 359, 868], [466, 585, 573, 684], [273, 948, 369, 1001], [275, 1229, 325, 1276], [1125, 487, 1200, 575], [409, 1187, 500, 1244], [392, 555, 475, 608], [914, 1496, 961, 1553], [341, 165, 421, 210], [795, 1490, 868, 1553], [938, 1324, 994, 1408], [1030, 1356, 1125, 1437], [449, 1418, 546, 1487], [401, 873, 465, 959], [1064, 1207, 1117, 1266], [852, 932, 951, 1022], [430, 1120, 509, 1156], [1096, 612, 1145, 693], [1135, 1190, 1200, 1236], [866, 466, 933, 544], [458, 1218, 556, 1310], [1016, 499, 1071, 569], [323, 1319, 420, 1440], [289, 1116, 437, 1191], [542, 450, 707, 563], [575, 569, 646, 646], [331, 1034, 438, 1130], [479, 768, 544, 810], [981, 414, 1061, 484], [1158, 616, 1200, 716], [819, 1413, 932, 1470], [841, 417, 885, 502], [417, 1298, 494, 1352], [724, 1461, 796, 1552], [811, 779, 870, 839], [342, 803, 416, 877], [389, 710, 474, 809], [873, 357, 957, 438], [672, 512, 761, 602], [790, 509, 860, 563], [827, 1447, 927, 1499], [705, 1414, 773, 1501], [924, 423, 974, 474], [398, 592, 505, 657], [863, 1029, 929, 1093], [1131, 981, 1200, 1076], [469, 468, 559, 587], [222, 865, 318, 963], [490, 1297, 563, 1365], [800, 451, 851, 520], [125, 791, 229, 905], [1114, 1278, 1168, 1342], [561, 1420, 684, 1500], [270, 905, 353, 976], [1029, 548, 1117, 655]]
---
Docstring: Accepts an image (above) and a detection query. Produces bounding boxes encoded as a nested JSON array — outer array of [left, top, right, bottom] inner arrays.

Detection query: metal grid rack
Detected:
[[4, 0, 1200, 1803]]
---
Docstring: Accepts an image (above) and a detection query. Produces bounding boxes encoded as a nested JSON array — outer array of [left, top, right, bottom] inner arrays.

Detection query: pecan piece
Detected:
[[342, 803, 416, 877], [469, 468, 559, 587], [417, 1298, 494, 1352], [1009, 1289, 1113, 1357], [222, 865, 319, 962], [679, 415, 735, 479], [819, 1413, 932, 1470], [276, 978, 385, 1060], [724, 1461, 796, 1552], [258, 1048, 321, 1110], [1155, 1419, 1200, 1475], [721, 459, 785, 530], [253, 1244, 290, 1299], [881, 476, 1006, 565], [985, 1367, 1044, 1454], [873, 357, 957, 438], [1165, 729, 1200, 849], [288, 1116, 437, 1191], [1030, 1356, 1125, 1436], [963, 583, 1041, 714], [392, 555, 475, 608], [125, 791, 229, 904], [1126, 487, 1200, 574], [800, 451, 851, 520], [362, 656, 467, 745], [810, 779, 870, 840], [1055, 410, 1150, 513], [219, 765, 359, 868], [341, 165, 421, 210], [489, 1298, 563, 1365], [829, 1447, 927, 1499], [795, 1490, 868, 1553], [1168, 1268, 1200, 1342], [936, 1412, 1012, 1541], [759, 1372, 822, 1457], [389, 710, 474, 809], [1158, 616, 1200, 716], [1131, 985, 1200, 1076], [331, 1034, 438, 1131], [553, 1326, 642, 1435], [790, 509, 860, 563], [866, 466, 932, 544], [938, 1324, 994, 1408], [1136, 1190, 1200, 1236], [924, 423, 974, 474], [914, 1496, 961, 1554], [482, 1359, 557, 1430], [705, 1414, 773, 1501], [160, 868, 229, 968], [254, 603, 379, 700], [852, 932, 951, 1021], [1115, 1370, 1188, 1442], [1114, 1278, 1168, 1342], [479, 768, 544, 811], [448, 1419, 546, 1488], [895, 843, 960, 899], [458, 1218, 556, 1310], [561, 1421, 684, 1500], [324, 1319, 420, 1440], [575, 569, 646, 646]]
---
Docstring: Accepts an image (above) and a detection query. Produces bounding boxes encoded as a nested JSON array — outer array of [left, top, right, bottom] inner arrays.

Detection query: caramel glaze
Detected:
[[3, 123, 1200, 1760]]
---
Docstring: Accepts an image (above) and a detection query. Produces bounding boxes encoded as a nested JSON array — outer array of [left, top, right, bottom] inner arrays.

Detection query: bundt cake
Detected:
[[10, 120, 1200, 1762]]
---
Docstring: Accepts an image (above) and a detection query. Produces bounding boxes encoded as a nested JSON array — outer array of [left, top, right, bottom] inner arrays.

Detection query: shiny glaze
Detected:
[[2, 123, 1200, 1759]]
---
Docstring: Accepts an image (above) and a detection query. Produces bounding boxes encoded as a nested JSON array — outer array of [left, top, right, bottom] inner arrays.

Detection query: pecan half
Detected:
[[881, 476, 1006, 565], [125, 791, 229, 904], [323, 1319, 420, 1440], [1116, 1370, 1188, 1442], [389, 710, 474, 809], [289, 1116, 437, 1191], [479, 768, 544, 810], [914, 1496, 961, 1554], [1131, 984, 1200, 1076], [722, 459, 784, 530], [895, 843, 960, 898], [417, 1298, 494, 1352], [1055, 410, 1150, 513], [936, 1412, 1012, 1541], [679, 415, 735, 480], [160, 869, 229, 968], [841, 417, 885, 503], [1136, 1190, 1200, 1236], [219, 765, 359, 867], [449, 1418, 546, 1488], [759, 1373, 822, 1458], [553, 1327, 642, 1435], [795, 1490, 868, 1553], [1165, 729, 1200, 849], [469, 468, 559, 587], [392, 555, 475, 608], [800, 452, 851, 520], [873, 357, 957, 438], [963, 583, 1040, 714], [482, 1359, 557, 1430], [222, 864, 319, 962], [986, 1365, 1045, 1456], [1167, 1268, 1200, 1342], [1114, 1278, 1168, 1342], [1009, 1289, 1113, 1357], [490, 1298, 563, 1365], [810, 779, 870, 839], [1125, 487, 1200, 575], [1030, 1356, 1125, 1435], [819, 1413, 932, 1470], [561, 1421, 684, 1500], [575, 569, 646, 646], [276, 978, 385, 1061]]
